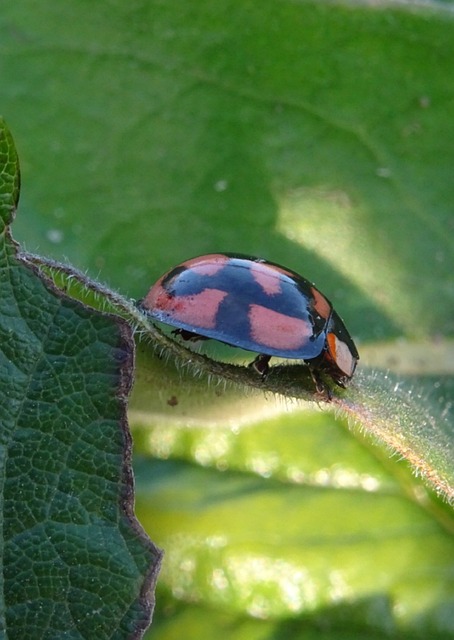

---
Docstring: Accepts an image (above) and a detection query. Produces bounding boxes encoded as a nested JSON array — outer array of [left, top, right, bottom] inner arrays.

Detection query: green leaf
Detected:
[[130, 348, 454, 636], [0, 119, 161, 638], [0, 119, 19, 227], [1, 1, 452, 342], [135, 458, 453, 636], [129, 347, 454, 499]]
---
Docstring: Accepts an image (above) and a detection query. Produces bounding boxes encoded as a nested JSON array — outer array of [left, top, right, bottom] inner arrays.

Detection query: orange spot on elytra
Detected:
[[311, 287, 331, 319], [152, 288, 228, 329], [250, 263, 282, 295], [181, 254, 230, 276], [249, 304, 312, 350]]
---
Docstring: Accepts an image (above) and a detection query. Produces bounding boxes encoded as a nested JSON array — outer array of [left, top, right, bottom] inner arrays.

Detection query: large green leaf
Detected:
[[0, 121, 161, 637], [135, 458, 452, 638], [1, 1, 452, 341], [1, 1, 453, 638]]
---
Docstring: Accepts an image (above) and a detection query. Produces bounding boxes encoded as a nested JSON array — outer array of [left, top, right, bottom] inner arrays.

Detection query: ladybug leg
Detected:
[[249, 354, 271, 377], [308, 367, 332, 399], [172, 328, 209, 342]]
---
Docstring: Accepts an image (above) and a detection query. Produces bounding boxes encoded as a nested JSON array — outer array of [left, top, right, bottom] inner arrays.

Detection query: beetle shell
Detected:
[[140, 253, 359, 387]]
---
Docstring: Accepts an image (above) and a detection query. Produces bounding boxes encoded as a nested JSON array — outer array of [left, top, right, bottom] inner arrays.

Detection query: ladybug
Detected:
[[139, 253, 359, 390]]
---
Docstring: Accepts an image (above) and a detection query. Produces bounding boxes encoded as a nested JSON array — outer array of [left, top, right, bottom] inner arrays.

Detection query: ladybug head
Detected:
[[320, 312, 359, 387]]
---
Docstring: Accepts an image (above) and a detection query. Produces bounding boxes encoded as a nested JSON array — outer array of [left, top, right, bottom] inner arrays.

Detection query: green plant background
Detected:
[[1, 1, 453, 638]]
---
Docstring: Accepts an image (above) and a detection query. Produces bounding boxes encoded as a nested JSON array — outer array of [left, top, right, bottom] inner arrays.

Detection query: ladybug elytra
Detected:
[[139, 253, 359, 390]]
